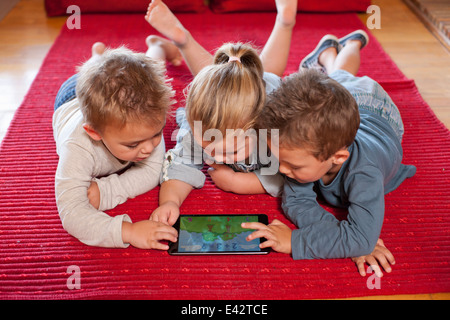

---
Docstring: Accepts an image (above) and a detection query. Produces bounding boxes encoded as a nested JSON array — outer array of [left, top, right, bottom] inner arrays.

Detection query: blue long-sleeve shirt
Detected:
[[283, 109, 416, 260]]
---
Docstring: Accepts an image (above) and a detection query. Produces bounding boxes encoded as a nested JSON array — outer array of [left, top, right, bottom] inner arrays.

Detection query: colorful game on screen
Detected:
[[177, 215, 260, 253]]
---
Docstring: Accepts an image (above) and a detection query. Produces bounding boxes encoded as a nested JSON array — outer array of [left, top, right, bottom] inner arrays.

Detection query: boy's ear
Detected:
[[331, 148, 350, 165], [82, 123, 102, 141]]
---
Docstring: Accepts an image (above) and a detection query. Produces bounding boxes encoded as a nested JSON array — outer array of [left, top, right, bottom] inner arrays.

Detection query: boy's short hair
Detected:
[[258, 69, 360, 161], [76, 46, 174, 132]]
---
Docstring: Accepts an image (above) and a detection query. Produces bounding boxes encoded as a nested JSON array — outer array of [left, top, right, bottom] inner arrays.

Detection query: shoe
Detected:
[[299, 35, 339, 73], [338, 29, 369, 50]]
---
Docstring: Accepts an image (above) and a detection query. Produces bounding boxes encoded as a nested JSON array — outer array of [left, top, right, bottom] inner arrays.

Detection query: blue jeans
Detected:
[[54, 74, 78, 111], [329, 70, 405, 141]]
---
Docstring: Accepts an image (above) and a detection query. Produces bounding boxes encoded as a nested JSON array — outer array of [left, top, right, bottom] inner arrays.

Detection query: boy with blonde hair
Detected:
[[244, 31, 416, 276], [53, 42, 178, 249]]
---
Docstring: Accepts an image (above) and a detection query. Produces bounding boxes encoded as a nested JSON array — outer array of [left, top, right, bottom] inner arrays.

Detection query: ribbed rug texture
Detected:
[[0, 12, 449, 300]]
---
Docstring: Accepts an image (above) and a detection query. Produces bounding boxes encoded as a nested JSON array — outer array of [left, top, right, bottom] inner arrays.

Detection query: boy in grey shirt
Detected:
[[244, 31, 416, 277], [53, 42, 178, 249]]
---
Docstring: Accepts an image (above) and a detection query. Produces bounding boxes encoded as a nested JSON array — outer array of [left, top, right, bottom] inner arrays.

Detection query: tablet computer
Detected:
[[168, 214, 270, 255]]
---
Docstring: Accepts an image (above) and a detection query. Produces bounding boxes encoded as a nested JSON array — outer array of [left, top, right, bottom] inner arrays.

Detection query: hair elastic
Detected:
[[228, 56, 241, 63]]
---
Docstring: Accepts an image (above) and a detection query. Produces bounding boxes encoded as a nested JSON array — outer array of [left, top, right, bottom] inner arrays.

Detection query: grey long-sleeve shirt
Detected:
[[53, 99, 165, 248]]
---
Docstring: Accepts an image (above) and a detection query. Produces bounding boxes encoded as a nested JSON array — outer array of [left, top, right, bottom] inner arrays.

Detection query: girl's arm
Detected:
[[207, 163, 266, 194]]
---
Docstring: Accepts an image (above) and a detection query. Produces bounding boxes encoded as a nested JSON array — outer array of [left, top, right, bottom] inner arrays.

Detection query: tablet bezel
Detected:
[[168, 214, 270, 255]]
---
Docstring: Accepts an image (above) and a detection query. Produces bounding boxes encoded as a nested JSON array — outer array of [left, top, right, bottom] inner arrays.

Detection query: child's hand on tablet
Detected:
[[150, 201, 180, 226], [242, 219, 292, 254], [122, 220, 178, 250]]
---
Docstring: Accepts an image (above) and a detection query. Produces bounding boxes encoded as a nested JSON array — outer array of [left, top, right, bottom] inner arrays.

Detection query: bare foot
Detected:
[[275, 0, 298, 28], [145, 0, 189, 47], [91, 42, 106, 57], [146, 35, 183, 66]]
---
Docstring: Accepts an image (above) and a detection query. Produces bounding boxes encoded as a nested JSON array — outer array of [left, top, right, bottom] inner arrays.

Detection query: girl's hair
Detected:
[[258, 69, 360, 161], [186, 42, 265, 135], [76, 46, 174, 133]]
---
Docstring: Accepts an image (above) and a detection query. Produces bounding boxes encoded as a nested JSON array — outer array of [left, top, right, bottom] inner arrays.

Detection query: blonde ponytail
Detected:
[[213, 42, 264, 77], [186, 42, 266, 135]]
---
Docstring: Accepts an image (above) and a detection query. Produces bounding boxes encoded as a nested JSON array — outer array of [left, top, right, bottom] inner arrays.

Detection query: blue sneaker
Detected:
[[338, 29, 369, 50], [299, 35, 339, 73]]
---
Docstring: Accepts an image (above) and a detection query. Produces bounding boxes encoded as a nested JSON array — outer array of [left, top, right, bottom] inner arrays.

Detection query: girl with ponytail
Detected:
[[145, 0, 297, 226]]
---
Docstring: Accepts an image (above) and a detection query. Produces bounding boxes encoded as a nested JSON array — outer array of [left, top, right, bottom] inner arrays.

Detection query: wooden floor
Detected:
[[0, 0, 449, 300], [403, 0, 450, 50], [360, 0, 450, 131], [0, 0, 66, 142]]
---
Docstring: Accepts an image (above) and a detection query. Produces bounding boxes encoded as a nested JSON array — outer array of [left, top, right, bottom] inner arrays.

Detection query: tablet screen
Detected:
[[176, 215, 262, 253]]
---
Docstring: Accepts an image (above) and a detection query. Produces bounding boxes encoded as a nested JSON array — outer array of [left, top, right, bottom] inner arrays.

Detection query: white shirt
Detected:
[[53, 99, 165, 247]]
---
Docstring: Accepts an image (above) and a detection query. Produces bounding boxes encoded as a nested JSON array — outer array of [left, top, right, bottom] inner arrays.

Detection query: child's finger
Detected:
[[373, 252, 392, 273], [167, 214, 179, 226], [365, 257, 384, 278], [151, 241, 170, 251], [151, 212, 170, 225], [155, 232, 178, 244], [380, 247, 396, 266], [352, 258, 367, 276], [246, 229, 271, 242], [156, 224, 178, 237], [149, 212, 162, 222], [161, 225, 178, 236], [259, 239, 275, 249], [241, 222, 266, 230]]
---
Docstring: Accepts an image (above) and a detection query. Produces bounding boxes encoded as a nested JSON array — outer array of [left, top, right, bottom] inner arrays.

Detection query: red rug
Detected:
[[0, 12, 449, 300]]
